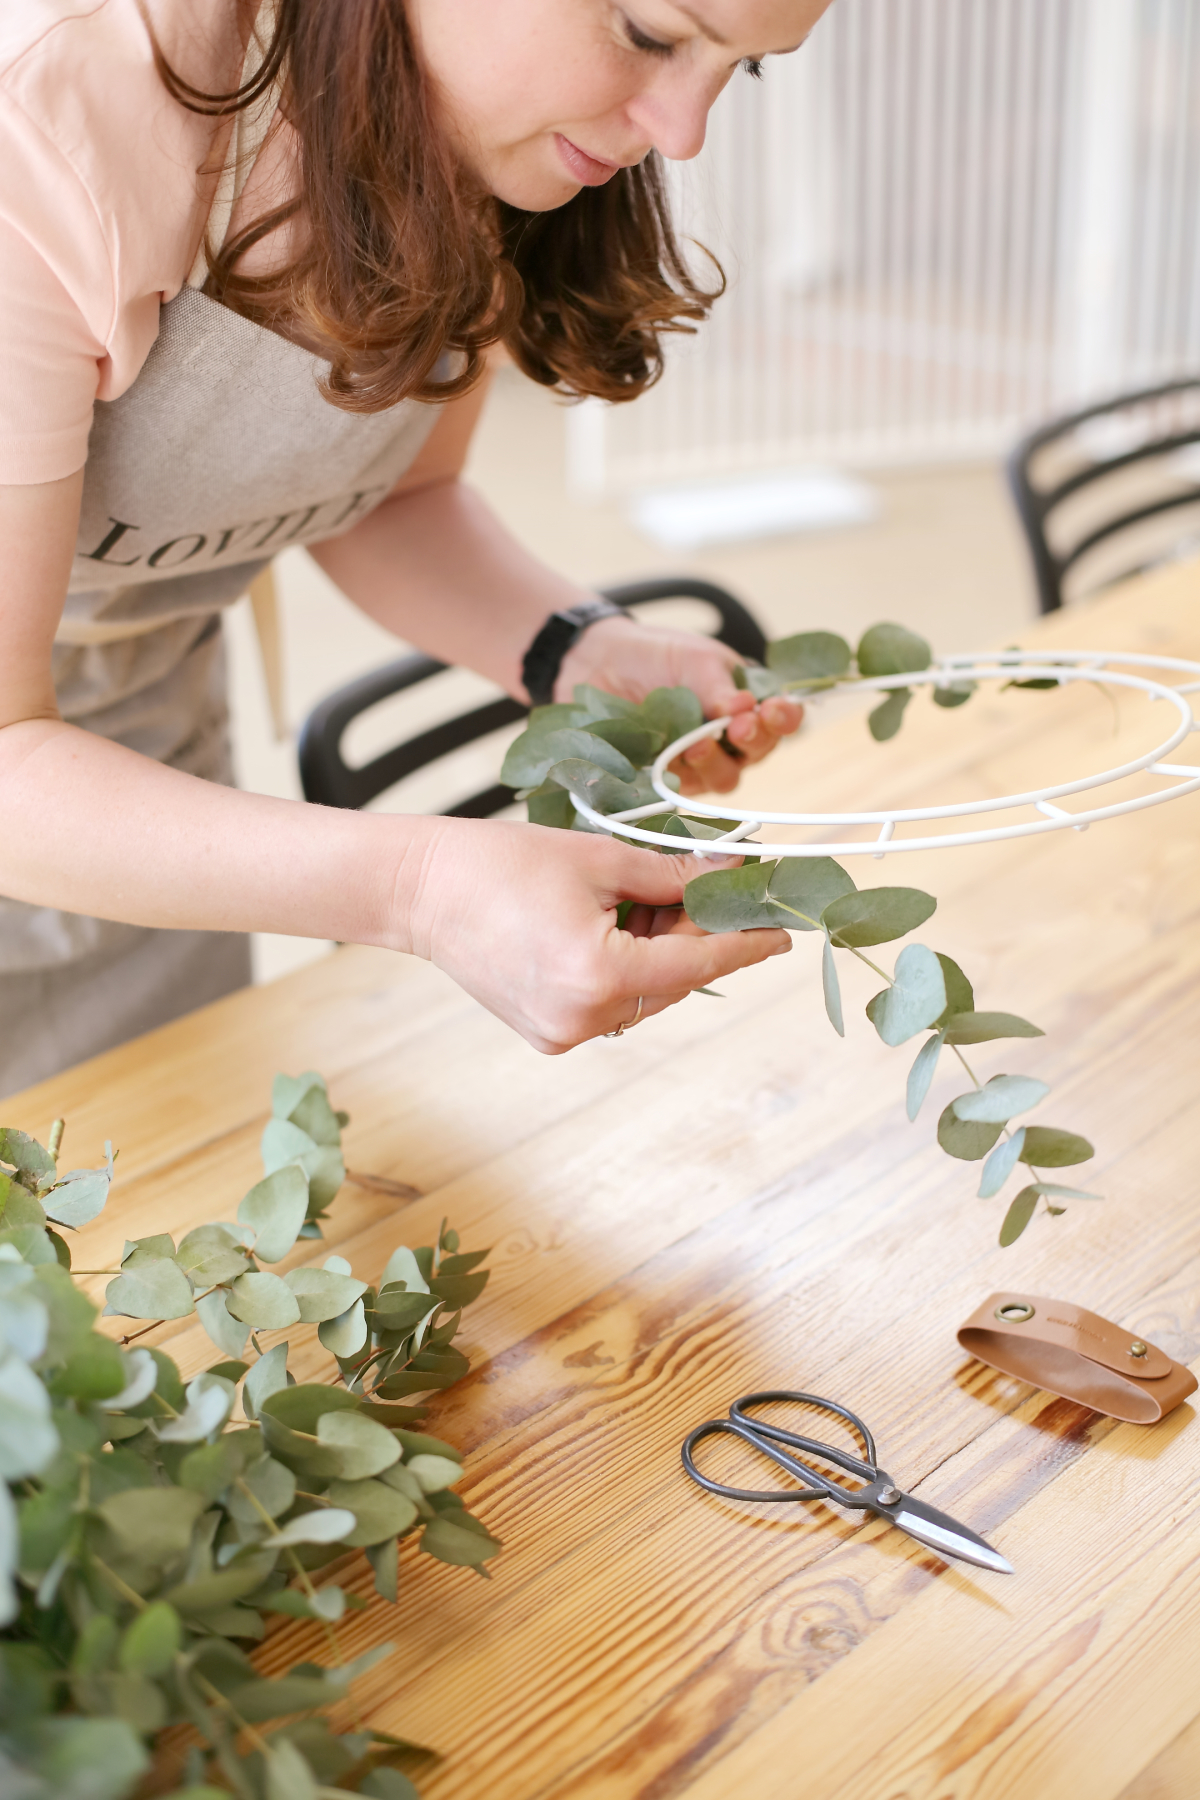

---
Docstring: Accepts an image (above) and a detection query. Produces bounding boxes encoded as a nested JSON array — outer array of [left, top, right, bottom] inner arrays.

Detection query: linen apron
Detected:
[[0, 287, 440, 1094]]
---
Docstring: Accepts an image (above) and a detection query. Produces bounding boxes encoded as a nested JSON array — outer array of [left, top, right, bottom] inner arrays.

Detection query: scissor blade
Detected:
[[886, 1493, 1014, 1575]]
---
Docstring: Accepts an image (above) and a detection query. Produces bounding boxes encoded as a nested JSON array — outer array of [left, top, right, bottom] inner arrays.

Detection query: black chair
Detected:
[[1007, 377, 1200, 613], [298, 576, 768, 816]]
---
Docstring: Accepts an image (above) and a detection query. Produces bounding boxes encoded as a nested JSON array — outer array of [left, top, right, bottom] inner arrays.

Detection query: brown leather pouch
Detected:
[[958, 1294, 1197, 1424]]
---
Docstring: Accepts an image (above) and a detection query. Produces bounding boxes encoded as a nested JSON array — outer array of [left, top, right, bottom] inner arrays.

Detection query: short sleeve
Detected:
[[0, 214, 103, 483]]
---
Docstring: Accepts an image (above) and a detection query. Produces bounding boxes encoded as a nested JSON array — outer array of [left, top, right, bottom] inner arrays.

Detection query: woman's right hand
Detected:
[[400, 817, 792, 1054]]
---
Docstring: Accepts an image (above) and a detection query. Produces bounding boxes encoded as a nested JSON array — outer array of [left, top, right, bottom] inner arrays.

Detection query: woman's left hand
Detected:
[[556, 613, 803, 795]]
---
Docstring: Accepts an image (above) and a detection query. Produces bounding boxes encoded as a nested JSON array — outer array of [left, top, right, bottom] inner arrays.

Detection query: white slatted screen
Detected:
[[570, 0, 1200, 492]]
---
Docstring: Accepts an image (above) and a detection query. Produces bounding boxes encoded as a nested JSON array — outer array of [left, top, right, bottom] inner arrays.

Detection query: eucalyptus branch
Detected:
[[0, 1072, 500, 1800], [503, 616, 1100, 1247]]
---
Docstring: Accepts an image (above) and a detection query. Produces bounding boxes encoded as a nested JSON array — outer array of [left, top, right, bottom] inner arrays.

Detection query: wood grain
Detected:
[[4, 558, 1199, 1800]]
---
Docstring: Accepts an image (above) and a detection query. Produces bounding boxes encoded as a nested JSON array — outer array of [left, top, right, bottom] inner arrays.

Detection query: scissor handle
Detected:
[[682, 1416, 836, 1504], [730, 1391, 878, 1481]]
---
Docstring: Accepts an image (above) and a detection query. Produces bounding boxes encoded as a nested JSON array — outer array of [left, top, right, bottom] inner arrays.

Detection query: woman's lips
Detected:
[[555, 133, 621, 186]]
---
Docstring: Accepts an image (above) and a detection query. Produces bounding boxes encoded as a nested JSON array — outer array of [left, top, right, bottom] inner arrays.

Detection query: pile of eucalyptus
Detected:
[[502, 619, 1097, 1246], [0, 1071, 499, 1800]]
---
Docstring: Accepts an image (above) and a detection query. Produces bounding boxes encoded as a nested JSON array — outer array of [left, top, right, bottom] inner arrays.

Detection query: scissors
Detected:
[[682, 1390, 1013, 1575]]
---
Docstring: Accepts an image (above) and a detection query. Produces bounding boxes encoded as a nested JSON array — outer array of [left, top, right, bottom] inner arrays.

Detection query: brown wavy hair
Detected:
[[151, 0, 723, 411]]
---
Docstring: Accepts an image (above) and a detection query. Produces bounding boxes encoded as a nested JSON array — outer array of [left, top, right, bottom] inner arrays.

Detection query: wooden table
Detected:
[[7, 559, 1200, 1800]]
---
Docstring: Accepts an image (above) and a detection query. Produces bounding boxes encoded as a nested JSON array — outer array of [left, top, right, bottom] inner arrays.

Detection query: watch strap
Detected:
[[521, 598, 628, 708]]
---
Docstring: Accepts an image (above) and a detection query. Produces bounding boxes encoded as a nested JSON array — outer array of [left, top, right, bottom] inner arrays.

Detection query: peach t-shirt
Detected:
[[0, 0, 282, 485]]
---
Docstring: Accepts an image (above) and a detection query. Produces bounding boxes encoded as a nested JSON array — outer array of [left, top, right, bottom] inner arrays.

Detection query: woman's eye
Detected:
[[741, 57, 764, 79], [623, 16, 675, 56]]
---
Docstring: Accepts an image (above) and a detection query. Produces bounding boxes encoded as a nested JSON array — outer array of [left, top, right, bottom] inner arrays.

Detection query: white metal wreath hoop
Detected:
[[569, 649, 1200, 858]]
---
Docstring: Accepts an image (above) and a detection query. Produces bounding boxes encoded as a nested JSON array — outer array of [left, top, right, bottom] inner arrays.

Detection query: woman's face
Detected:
[[407, 0, 832, 209]]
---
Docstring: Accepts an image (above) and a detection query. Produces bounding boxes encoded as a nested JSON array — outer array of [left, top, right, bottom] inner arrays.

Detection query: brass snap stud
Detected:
[[995, 1301, 1035, 1324], [1128, 1340, 1148, 1359]]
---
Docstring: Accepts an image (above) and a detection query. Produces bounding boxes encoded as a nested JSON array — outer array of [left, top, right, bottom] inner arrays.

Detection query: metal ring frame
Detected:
[[569, 649, 1200, 858]]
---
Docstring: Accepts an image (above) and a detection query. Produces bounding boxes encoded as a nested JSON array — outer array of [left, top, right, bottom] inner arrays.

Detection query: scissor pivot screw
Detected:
[[1129, 1341, 1148, 1359], [875, 1484, 900, 1506]]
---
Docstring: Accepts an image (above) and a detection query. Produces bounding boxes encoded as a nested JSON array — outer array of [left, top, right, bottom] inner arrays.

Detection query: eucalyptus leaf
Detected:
[[978, 1127, 1027, 1199], [226, 1271, 302, 1329], [42, 1150, 114, 1230], [941, 1011, 1044, 1044], [0, 1129, 57, 1184], [227, 1454, 296, 1525], [865, 944, 947, 1047], [265, 1735, 319, 1800], [97, 1347, 159, 1413], [766, 856, 857, 929], [821, 931, 844, 1036], [420, 1513, 501, 1568], [283, 1266, 368, 1324], [94, 1486, 207, 1563], [318, 1297, 368, 1359], [285, 1079, 343, 1148], [323, 1479, 418, 1547], [194, 1290, 250, 1361], [586, 717, 666, 767], [868, 687, 912, 741], [637, 685, 705, 743], [118, 1601, 181, 1677], [104, 1251, 195, 1322], [936, 1104, 1003, 1162], [0, 1348, 59, 1480], [502, 726, 636, 789], [545, 757, 643, 816], [1031, 1181, 1104, 1199], [1018, 1126, 1094, 1167], [526, 779, 576, 830], [683, 861, 775, 931], [238, 1166, 310, 1264], [856, 621, 932, 675], [905, 1030, 944, 1121], [315, 1413, 401, 1481], [766, 630, 852, 682], [242, 1353, 291, 1418], [175, 1225, 249, 1288], [934, 955, 974, 1021], [379, 1246, 431, 1297], [952, 1074, 1050, 1125], [264, 1507, 358, 1549], [572, 682, 642, 722], [405, 1454, 462, 1494], [999, 1186, 1041, 1246], [821, 886, 936, 947], [932, 679, 977, 708], [156, 1373, 237, 1444]]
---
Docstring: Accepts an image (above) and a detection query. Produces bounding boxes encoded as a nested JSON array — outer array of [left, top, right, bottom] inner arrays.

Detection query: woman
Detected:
[[0, 0, 824, 1092]]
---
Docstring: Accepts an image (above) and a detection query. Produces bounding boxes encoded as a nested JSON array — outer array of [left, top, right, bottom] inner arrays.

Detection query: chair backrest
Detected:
[[298, 576, 768, 816], [1006, 378, 1200, 613]]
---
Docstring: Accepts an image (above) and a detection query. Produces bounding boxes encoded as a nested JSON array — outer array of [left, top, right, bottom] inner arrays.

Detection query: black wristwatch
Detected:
[[521, 598, 629, 708]]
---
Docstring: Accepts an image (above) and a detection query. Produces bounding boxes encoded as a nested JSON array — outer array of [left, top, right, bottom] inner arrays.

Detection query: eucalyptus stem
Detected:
[[47, 1119, 64, 1163]]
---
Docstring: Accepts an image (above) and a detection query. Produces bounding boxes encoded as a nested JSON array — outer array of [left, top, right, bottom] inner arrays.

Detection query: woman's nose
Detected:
[[625, 80, 714, 164]]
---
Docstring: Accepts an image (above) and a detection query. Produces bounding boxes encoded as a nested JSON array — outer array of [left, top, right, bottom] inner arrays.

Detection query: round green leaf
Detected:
[[821, 886, 936, 947], [155, 1372, 236, 1443], [999, 1186, 1041, 1246], [937, 1103, 1003, 1162], [226, 1271, 302, 1328], [856, 621, 932, 676], [868, 687, 912, 741], [1018, 1126, 1094, 1167], [502, 726, 637, 789], [420, 1513, 501, 1568], [237, 1165, 310, 1264], [0, 1347, 59, 1479], [316, 1412, 401, 1480], [266, 1505, 360, 1548], [318, 1296, 368, 1358], [324, 1478, 418, 1547], [905, 1031, 944, 1121], [228, 1453, 296, 1524], [406, 1454, 462, 1494], [766, 630, 852, 682], [766, 856, 857, 929], [865, 943, 947, 1046], [978, 1127, 1027, 1198], [118, 1600, 181, 1676], [104, 1251, 194, 1322], [941, 1011, 1044, 1045], [934, 955, 974, 1021], [952, 1074, 1050, 1125], [194, 1289, 250, 1360], [282, 1266, 368, 1324], [683, 862, 776, 932]]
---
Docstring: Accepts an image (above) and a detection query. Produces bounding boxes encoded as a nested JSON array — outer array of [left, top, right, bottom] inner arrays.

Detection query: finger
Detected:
[[675, 738, 745, 795], [724, 697, 804, 762], [620, 921, 791, 995]]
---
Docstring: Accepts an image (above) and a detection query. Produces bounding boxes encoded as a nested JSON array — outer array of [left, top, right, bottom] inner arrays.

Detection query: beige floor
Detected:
[[225, 366, 1039, 982]]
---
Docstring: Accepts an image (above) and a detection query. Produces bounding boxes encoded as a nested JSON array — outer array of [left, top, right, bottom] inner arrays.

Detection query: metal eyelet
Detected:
[[995, 1301, 1036, 1324]]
